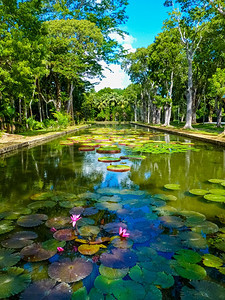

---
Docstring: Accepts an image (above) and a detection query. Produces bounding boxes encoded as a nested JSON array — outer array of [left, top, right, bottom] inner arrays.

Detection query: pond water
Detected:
[[0, 125, 225, 299]]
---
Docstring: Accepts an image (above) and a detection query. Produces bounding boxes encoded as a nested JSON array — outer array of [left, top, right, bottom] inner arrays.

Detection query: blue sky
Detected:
[[95, 0, 170, 91]]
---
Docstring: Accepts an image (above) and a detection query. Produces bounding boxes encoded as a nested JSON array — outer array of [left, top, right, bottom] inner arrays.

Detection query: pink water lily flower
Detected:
[[57, 247, 64, 252], [50, 227, 57, 233], [70, 214, 82, 227], [119, 227, 130, 238]]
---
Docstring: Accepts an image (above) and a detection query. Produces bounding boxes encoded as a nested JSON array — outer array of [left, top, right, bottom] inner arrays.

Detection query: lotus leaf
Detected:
[[0, 248, 20, 267], [144, 285, 162, 300], [71, 287, 88, 300], [189, 189, 209, 196], [94, 275, 121, 294], [48, 258, 93, 283], [88, 288, 104, 300], [20, 279, 72, 300], [191, 221, 219, 234], [181, 280, 225, 300], [100, 248, 137, 269], [17, 214, 48, 227], [129, 265, 143, 282], [98, 157, 121, 163], [45, 216, 71, 229], [154, 194, 177, 201], [154, 272, 174, 289], [174, 249, 202, 264], [42, 239, 66, 251], [0, 220, 15, 234], [208, 179, 225, 183], [28, 201, 56, 210], [53, 229, 77, 241], [202, 254, 223, 268], [79, 225, 100, 237], [99, 265, 129, 279], [172, 261, 206, 280], [107, 165, 131, 172], [111, 238, 133, 249], [164, 184, 180, 190], [0, 267, 31, 299], [111, 279, 146, 300], [78, 244, 101, 255], [159, 216, 184, 228], [20, 243, 56, 262]]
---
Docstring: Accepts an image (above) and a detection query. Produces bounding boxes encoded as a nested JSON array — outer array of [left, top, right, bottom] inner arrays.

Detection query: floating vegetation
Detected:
[[97, 146, 121, 154], [20, 243, 57, 262], [0, 220, 15, 235], [107, 165, 131, 172], [204, 194, 225, 202], [1, 231, 37, 249], [17, 214, 48, 227], [164, 184, 181, 190], [98, 157, 121, 163], [189, 189, 209, 196], [0, 248, 20, 268]]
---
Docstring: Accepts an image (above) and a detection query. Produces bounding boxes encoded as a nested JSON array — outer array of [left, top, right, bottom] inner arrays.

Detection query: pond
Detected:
[[0, 125, 225, 299]]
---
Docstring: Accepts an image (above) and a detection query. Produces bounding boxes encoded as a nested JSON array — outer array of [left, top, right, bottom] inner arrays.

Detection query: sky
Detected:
[[95, 0, 169, 91]]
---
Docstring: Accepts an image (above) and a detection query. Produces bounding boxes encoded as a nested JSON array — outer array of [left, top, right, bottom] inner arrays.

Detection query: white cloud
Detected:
[[94, 33, 136, 91]]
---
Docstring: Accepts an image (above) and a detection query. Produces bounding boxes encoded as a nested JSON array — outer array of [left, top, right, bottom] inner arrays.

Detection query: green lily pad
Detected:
[[202, 254, 223, 268], [100, 248, 137, 269], [99, 265, 129, 279], [209, 189, 225, 195], [129, 265, 143, 282], [5, 208, 32, 220], [0, 220, 15, 234], [111, 238, 133, 249], [159, 216, 184, 228], [172, 261, 206, 280], [208, 179, 225, 183], [179, 231, 208, 249], [20, 243, 56, 262], [0, 248, 20, 267], [28, 201, 56, 210], [94, 275, 120, 294], [0, 267, 31, 299], [71, 287, 88, 300], [17, 214, 48, 227], [189, 189, 209, 196], [154, 271, 174, 289], [164, 184, 180, 190], [204, 194, 225, 202], [107, 165, 131, 172], [48, 258, 93, 283], [144, 285, 162, 300], [174, 249, 202, 264], [181, 280, 225, 300], [98, 157, 121, 163], [154, 194, 177, 201], [42, 239, 66, 251], [191, 221, 219, 234], [25, 262, 49, 281], [45, 217, 70, 229], [30, 192, 54, 201], [79, 225, 100, 237], [88, 288, 104, 300], [179, 210, 206, 224], [111, 279, 146, 300], [151, 235, 182, 252]]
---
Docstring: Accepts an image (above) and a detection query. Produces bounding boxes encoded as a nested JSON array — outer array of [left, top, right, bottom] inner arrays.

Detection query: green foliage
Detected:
[[52, 111, 71, 128]]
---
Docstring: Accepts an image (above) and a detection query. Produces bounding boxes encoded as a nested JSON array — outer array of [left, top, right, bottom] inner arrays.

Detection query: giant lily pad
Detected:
[[99, 265, 129, 279], [181, 280, 225, 300], [78, 244, 101, 255], [45, 217, 70, 229], [0, 248, 20, 267], [20, 279, 72, 300], [48, 258, 93, 283], [100, 248, 137, 269], [79, 147, 95, 151], [164, 184, 180, 190], [98, 157, 121, 163], [0, 267, 31, 299], [53, 229, 77, 241], [20, 243, 56, 262], [0, 220, 15, 234], [17, 214, 48, 227], [107, 165, 131, 172], [97, 147, 121, 154]]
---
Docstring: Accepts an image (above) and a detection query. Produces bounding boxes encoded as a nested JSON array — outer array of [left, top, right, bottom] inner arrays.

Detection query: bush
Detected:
[[52, 111, 71, 128], [26, 117, 44, 130]]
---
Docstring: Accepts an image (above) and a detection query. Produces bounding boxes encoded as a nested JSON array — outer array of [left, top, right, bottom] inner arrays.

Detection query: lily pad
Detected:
[[202, 254, 223, 268], [0, 220, 15, 234], [174, 249, 202, 264], [20, 279, 72, 300], [164, 184, 180, 190], [191, 221, 219, 234], [151, 235, 182, 252], [25, 262, 49, 281], [0, 267, 31, 299], [100, 248, 137, 269], [111, 279, 146, 300], [79, 225, 100, 237], [94, 275, 120, 294], [17, 214, 48, 227], [20, 243, 57, 262], [0, 248, 20, 267], [179, 231, 208, 249], [97, 147, 121, 154], [98, 157, 121, 163], [107, 165, 131, 172], [45, 217, 71, 229], [154, 272, 175, 289], [159, 216, 184, 228], [48, 258, 93, 283], [42, 239, 66, 251], [53, 229, 77, 241], [172, 261, 206, 280], [99, 265, 129, 279], [78, 244, 101, 255], [5, 208, 32, 220], [30, 192, 54, 201], [209, 189, 225, 195], [154, 194, 177, 201], [28, 201, 56, 210], [1, 231, 37, 249], [181, 280, 225, 300], [79, 147, 95, 151], [111, 238, 133, 249], [208, 179, 225, 183], [189, 189, 209, 196]]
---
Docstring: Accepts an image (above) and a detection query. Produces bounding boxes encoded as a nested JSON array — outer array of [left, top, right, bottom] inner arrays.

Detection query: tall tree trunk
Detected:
[[152, 104, 157, 124], [192, 87, 198, 124], [184, 51, 193, 129], [134, 99, 137, 122], [216, 99, 222, 127], [54, 73, 62, 112], [24, 99, 29, 129], [208, 105, 213, 123], [155, 107, 162, 124], [67, 81, 75, 120]]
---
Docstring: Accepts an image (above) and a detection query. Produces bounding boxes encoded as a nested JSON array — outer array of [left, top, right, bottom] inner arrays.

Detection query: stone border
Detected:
[[0, 125, 90, 156], [131, 122, 225, 147]]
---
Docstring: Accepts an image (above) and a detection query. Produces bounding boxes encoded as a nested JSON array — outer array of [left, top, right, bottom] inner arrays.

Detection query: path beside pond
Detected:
[[131, 122, 225, 147], [0, 124, 90, 155]]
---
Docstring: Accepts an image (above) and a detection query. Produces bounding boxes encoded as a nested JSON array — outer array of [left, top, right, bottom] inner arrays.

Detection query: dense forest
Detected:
[[0, 0, 225, 132]]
